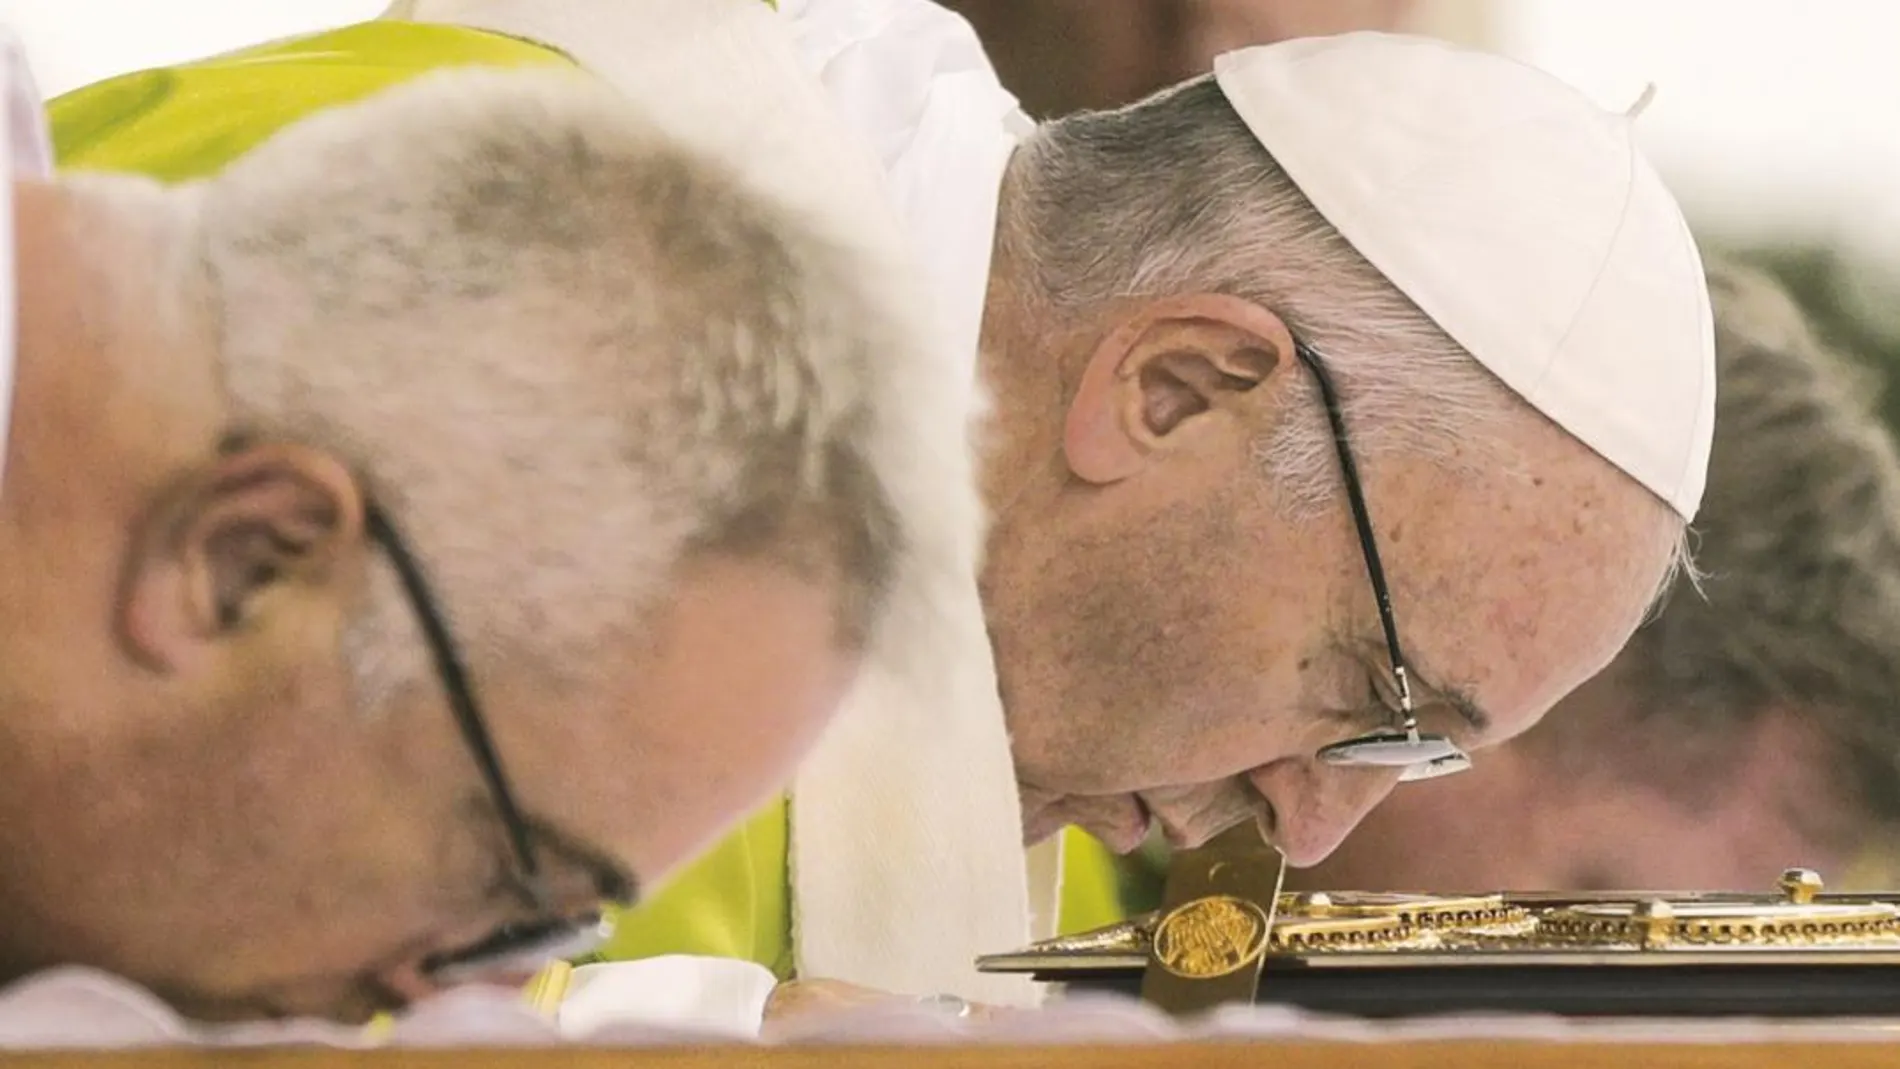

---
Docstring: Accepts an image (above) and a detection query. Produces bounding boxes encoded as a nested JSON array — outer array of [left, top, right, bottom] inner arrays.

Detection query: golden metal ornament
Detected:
[[1138, 823, 1286, 1011], [1152, 895, 1273, 979], [1286, 891, 1530, 932], [978, 867, 1900, 1018], [1535, 899, 1900, 949]]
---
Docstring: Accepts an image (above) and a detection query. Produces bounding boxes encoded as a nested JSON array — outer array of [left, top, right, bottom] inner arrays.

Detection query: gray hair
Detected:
[[997, 74, 1690, 599], [997, 75, 1521, 518], [191, 69, 904, 712], [1625, 261, 1900, 825]]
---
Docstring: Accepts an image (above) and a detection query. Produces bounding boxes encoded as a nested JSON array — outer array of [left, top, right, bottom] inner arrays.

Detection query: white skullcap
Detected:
[[1214, 33, 1715, 521]]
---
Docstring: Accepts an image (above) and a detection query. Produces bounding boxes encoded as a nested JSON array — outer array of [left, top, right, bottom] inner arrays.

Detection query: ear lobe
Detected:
[[121, 442, 366, 673]]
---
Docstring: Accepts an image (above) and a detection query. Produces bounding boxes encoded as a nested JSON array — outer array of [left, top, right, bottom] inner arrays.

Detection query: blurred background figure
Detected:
[[1731, 243, 1900, 434], [936, 0, 1455, 118]]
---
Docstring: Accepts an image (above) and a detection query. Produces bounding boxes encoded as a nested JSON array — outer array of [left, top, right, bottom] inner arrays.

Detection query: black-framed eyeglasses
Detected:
[[1292, 340, 1471, 783], [363, 503, 634, 984]]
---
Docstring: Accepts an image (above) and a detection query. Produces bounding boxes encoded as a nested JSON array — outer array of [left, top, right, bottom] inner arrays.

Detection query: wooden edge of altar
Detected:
[[4, 1042, 1897, 1069]]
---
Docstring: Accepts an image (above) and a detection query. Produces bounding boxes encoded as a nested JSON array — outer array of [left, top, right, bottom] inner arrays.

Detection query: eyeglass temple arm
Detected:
[[1291, 341, 1417, 726], [363, 503, 546, 894]]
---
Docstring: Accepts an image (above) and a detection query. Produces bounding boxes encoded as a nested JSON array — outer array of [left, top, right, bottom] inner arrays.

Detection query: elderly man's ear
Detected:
[[1062, 293, 1298, 485], [119, 441, 368, 675]]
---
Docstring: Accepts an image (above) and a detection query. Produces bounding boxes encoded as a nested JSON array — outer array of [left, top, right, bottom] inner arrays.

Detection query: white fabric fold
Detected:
[[558, 959, 776, 1040]]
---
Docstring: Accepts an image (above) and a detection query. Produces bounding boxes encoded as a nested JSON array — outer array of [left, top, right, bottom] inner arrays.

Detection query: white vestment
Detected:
[[385, 0, 1059, 1035]]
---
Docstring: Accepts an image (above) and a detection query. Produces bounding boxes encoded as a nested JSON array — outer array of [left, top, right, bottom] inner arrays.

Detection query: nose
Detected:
[[1248, 759, 1404, 867]]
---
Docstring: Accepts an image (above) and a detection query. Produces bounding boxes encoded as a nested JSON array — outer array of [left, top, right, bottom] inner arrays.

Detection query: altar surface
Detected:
[[7, 1042, 1900, 1069]]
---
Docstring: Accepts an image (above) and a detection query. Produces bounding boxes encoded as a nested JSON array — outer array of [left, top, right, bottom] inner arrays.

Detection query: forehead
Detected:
[[1367, 446, 1672, 747]]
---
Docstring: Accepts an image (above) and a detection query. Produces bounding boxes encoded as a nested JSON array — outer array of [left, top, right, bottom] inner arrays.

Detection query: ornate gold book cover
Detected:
[[978, 869, 1900, 1018]]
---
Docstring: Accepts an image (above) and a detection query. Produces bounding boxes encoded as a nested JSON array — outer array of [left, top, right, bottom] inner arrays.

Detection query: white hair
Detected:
[[188, 69, 912, 712]]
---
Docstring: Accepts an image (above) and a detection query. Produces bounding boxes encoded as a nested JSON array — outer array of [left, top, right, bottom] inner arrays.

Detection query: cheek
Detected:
[[693, 644, 858, 796], [12, 715, 453, 993], [689, 582, 856, 770], [1141, 603, 1342, 774], [645, 653, 856, 879], [577, 593, 859, 881]]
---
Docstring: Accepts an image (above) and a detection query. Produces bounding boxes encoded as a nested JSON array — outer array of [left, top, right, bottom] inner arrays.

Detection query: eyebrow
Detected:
[[1331, 633, 1494, 737], [1412, 670, 1493, 736]]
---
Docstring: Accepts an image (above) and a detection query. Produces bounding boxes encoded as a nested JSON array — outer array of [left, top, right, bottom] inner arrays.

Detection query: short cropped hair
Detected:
[[192, 69, 909, 709]]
